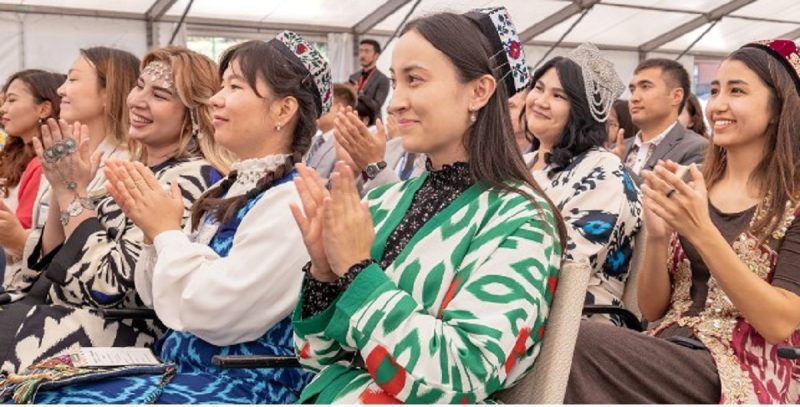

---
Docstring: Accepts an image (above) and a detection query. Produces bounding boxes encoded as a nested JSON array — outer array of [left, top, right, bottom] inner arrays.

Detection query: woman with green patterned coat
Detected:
[[289, 10, 567, 404]]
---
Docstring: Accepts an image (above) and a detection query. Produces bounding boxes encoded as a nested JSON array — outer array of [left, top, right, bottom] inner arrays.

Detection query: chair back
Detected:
[[495, 260, 592, 404]]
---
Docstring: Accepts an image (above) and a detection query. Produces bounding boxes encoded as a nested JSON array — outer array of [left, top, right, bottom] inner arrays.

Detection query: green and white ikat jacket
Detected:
[[293, 173, 563, 403]]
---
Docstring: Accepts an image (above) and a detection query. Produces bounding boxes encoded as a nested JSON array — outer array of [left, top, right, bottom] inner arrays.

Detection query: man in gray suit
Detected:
[[616, 58, 707, 183], [348, 39, 390, 108]]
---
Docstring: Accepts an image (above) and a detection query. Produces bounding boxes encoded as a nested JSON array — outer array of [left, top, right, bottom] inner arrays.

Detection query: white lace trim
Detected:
[[228, 154, 291, 197]]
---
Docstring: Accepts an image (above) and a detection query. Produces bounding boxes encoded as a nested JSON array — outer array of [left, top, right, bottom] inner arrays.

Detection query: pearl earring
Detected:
[[469, 111, 477, 123], [275, 122, 282, 131]]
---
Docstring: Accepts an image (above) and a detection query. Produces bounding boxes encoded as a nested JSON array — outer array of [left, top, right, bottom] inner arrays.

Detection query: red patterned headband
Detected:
[[742, 39, 800, 95]]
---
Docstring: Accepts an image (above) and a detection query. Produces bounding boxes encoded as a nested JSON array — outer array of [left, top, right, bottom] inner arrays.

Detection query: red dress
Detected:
[[15, 157, 42, 229]]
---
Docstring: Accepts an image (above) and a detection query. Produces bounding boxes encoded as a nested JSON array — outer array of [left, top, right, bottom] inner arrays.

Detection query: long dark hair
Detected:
[[190, 40, 320, 229], [401, 13, 567, 246], [0, 69, 65, 196], [682, 93, 708, 138], [703, 47, 800, 240], [524, 57, 607, 171]]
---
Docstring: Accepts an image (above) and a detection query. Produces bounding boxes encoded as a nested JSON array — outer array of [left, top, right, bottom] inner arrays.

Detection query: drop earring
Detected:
[[275, 122, 282, 131], [469, 110, 477, 123]]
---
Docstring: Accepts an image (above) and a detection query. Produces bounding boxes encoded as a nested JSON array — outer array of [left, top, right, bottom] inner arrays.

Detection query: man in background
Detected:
[[616, 58, 707, 183], [348, 39, 390, 108]]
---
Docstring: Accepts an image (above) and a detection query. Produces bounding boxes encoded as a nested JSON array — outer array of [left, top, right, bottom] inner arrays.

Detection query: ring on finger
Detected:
[[43, 147, 60, 163], [62, 137, 78, 153]]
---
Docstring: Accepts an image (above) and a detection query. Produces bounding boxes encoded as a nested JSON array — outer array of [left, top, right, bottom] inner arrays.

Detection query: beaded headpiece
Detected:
[[142, 61, 174, 91], [268, 31, 332, 116], [742, 39, 800, 96], [464, 6, 530, 96], [566, 43, 625, 123]]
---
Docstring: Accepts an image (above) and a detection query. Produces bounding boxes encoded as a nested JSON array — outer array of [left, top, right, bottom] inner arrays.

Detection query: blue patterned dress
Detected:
[[527, 148, 642, 322], [24, 172, 311, 404]]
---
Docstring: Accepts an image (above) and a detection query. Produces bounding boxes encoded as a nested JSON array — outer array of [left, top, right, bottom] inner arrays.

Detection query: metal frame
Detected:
[[352, 0, 411, 35], [145, 0, 178, 48], [638, 0, 758, 54], [0, 0, 796, 57], [518, 0, 601, 44]]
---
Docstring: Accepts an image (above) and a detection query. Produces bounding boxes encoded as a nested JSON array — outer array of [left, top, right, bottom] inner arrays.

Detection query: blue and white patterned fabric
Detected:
[[27, 171, 312, 404], [528, 148, 642, 323]]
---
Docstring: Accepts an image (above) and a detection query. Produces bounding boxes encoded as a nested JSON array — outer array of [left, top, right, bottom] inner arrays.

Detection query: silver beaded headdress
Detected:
[[142, 61, 174, 91], [566, 43, 624, 123]]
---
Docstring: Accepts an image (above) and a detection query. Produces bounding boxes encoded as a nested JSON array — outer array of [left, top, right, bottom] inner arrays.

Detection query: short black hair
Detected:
[[356, 96, 379, 126], [359, 39, 381, 54], [634, 58, 691, 112]]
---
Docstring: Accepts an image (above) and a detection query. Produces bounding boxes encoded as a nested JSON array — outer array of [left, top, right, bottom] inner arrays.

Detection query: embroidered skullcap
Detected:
[[742, 39, 800, 96], [463, 6, 530, 96], [268, 31, 332, 116], [566, 43, 625, 123]]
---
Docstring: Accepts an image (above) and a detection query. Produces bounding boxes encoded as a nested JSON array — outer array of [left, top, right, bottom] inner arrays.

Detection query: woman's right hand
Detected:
[[290, 163, 337, 282]]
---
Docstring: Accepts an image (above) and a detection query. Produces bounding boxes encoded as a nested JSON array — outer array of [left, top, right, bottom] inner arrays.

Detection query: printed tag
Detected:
[[70, 347, 160, 367]]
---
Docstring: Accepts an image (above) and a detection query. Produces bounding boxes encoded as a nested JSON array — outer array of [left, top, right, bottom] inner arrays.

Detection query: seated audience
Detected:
[[0, 31, 330, 404], [290, 9, 565, 403], [524, 44, 642, 322], [1, 46, 227, 373], [566, 39, 800, 404], [2, 47, 137, 304]]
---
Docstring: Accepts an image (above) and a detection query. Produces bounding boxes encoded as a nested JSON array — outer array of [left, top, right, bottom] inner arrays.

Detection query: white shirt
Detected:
[[134, 154, 307, 346], [629, 121, 676, 175]]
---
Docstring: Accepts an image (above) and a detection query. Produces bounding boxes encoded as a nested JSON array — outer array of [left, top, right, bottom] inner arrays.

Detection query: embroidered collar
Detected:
[[425, 160, 473, 188], [228, 154, 291, 197]]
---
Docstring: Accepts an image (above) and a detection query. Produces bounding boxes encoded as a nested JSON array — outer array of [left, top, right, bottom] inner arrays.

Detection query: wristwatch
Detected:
[[59, 197, 95, 226], [363, 161, 387, 180]]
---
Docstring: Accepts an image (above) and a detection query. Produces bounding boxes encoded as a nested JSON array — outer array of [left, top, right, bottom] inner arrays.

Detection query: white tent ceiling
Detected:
[[1, 0, 799, 57]]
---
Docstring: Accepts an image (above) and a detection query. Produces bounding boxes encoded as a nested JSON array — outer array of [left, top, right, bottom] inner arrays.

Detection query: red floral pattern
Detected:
[[508, 40, 521, 59]]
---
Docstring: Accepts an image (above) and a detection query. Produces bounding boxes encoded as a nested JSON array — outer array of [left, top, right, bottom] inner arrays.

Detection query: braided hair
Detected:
[[190, 40, 321, 229]]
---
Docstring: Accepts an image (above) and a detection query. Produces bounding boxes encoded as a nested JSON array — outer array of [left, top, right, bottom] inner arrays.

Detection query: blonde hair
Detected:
[[80, 47, 140, 148], [134, 46, 232, 173]]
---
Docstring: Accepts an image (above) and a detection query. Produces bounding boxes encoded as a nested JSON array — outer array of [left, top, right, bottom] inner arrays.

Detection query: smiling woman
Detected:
[[0, 46, 226, 378], [0, 70, 64, 236], [523, 45, 642, 325], [1, 47, 138, 304], [566, 39, 800, 404], [1, 32, 329, 404], [290, 8, 565, 404]]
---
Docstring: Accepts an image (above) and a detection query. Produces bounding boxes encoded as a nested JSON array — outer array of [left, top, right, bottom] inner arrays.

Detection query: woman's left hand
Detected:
[[106, 160, 183, 243], [32, 118, 101, 197], [0, 200, 28, 255], [321, 161, 375, 277], [641, 161, 713, 243]]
